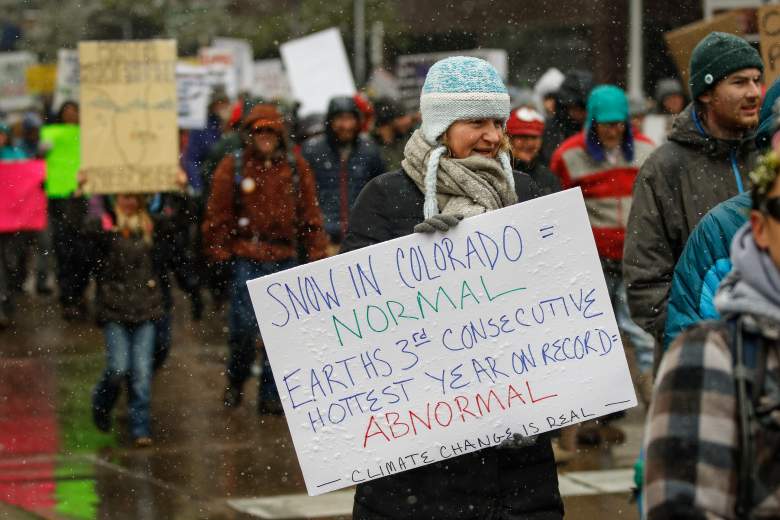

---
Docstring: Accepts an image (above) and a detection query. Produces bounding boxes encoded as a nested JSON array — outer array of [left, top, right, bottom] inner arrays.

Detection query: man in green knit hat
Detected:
[[624, 31, 763, 372]]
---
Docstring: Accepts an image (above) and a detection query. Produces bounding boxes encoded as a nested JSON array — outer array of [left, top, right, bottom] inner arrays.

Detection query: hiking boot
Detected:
[[133, 436, 153, 448], [92, 405, 111, 433], [223, 385, 244, 408]]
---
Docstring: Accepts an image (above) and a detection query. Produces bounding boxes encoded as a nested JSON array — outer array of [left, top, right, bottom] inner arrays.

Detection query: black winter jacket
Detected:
[[343, 169, 564, 520], [87, 214, 169, 324]]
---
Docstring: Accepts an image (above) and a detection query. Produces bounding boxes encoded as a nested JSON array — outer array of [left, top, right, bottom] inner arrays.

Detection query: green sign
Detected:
[[41, 124, 80, 198]]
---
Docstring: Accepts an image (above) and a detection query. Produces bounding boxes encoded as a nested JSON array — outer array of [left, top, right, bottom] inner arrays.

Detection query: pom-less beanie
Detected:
[[689, 32, 763, 100], [418, 56, 514, 218], [420, 56, 510, 144]]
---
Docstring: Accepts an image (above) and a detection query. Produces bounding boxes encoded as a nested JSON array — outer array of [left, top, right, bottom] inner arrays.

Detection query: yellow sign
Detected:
[[79, 39, 179, 194], [26, 64, 57, 95]]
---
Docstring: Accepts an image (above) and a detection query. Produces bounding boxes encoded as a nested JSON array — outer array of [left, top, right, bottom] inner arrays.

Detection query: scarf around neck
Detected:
[[715, 223, 780, 324], [401, 129, 517, 219]]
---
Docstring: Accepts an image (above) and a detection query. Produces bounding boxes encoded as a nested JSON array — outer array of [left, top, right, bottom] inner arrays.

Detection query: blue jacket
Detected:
[[182, 114, 223, 193], [663, 192, 750, 349], [301, 133, 385, 240]]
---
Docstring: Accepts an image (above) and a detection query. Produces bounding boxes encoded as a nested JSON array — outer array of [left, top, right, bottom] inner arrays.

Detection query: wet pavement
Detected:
[[0, 290, 642, 519]]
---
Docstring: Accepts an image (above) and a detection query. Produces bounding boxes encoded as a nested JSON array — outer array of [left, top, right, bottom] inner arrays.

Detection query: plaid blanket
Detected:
[[643, 319, 780, 519]]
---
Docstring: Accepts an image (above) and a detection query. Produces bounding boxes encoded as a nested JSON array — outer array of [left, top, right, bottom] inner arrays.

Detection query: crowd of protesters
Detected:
[[1, 28, 779, 519]]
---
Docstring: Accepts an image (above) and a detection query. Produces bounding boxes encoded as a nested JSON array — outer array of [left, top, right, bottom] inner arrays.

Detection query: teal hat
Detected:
[[689, 32, 763, 100], [586, 85, 628, 126]]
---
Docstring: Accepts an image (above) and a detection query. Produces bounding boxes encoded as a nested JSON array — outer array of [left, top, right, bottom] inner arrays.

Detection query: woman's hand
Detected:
[[413, 214, 463, 233], [176, 168, 189, 190]]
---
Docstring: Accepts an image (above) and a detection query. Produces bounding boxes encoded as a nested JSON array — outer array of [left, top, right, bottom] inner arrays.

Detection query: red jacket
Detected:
[[550, 131, 655, 260]]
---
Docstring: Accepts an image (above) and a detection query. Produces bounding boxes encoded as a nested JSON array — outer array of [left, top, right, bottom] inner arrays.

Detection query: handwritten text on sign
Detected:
[[247, 188, 636, 496]]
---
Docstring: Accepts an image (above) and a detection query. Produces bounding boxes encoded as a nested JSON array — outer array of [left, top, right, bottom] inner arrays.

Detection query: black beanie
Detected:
[[689, 32, 763, 100]]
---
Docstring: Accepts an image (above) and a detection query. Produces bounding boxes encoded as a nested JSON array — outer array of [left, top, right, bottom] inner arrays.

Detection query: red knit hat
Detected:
[[506, 107, 545, 137]]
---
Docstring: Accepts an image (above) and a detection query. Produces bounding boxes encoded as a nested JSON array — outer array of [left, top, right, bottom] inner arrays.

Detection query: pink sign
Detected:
[[0, 160, 47, 232]]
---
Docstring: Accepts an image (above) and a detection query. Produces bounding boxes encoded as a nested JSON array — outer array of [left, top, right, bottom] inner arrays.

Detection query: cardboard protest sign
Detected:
[[280, 28, 356, 116], [251, 59, 291, 100], [0, 52, 37, 112], [247, 188, 637, 496], [200, 47, 239, 100], [664, 11, 742, 88], [53, 49, 79, 112], [759, 5, 780, 84], [79, 40, 179, 194], [40, 124, 80, 198], [0, 160, 47, 233], [397, 49, 508, 111], [213, 37, 254, 92], [176, 63, 210, 130]]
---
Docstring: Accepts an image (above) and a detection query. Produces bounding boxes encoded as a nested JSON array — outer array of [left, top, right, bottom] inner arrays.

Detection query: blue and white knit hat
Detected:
[[419, 56, 514, 218]]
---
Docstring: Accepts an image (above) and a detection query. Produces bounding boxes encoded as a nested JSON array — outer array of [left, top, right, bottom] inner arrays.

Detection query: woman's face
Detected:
[[116, 194, 141, 215], [444, 119, 503, 159]]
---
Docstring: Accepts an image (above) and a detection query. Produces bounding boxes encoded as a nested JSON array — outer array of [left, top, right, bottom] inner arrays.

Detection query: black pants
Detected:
[[49, 198, 92, 307]]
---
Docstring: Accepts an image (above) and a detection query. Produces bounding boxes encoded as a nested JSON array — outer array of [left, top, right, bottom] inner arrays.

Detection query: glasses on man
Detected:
[[764, 196, 780, 221]]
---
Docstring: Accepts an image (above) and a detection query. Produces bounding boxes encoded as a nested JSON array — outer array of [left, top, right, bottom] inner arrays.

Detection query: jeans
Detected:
[[93, 321, 155, 438], [602, 260, 654, 374], [227, 257, 295, 401]]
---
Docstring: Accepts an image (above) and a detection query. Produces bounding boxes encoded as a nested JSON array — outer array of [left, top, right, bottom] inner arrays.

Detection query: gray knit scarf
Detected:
[[715, 223, 780, 324], [401, 129, 517, 219]]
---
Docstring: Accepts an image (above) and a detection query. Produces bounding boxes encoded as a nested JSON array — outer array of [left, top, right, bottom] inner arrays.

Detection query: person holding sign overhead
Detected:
[[342, 57, 563, 520], [202, 103, 329, 414]]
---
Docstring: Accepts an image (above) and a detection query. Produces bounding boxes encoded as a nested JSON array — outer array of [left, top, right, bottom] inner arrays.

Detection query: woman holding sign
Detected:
[[343, 57, 563, 519]]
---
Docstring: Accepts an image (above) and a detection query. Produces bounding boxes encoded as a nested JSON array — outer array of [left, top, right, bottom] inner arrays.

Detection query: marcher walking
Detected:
[[343, 56, 563, 520], [624, 32, 763, 369], [643, 151, 780, 519], [202, 103, 328, 414], [302, 96, 385, 253], [90, 193, 168, 447]]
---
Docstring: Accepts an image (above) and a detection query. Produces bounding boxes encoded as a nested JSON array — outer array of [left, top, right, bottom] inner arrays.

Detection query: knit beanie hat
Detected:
[[585, 85, 634, 162], [689, 32, 763, 100], [654, 77, 684, 104], [586, 85, 629, 125], [506, 107, 545, 137], [418, 56, 514, 215]]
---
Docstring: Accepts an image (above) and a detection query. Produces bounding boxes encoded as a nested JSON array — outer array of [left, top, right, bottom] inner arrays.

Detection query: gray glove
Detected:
[[414, 214, 464, 233]]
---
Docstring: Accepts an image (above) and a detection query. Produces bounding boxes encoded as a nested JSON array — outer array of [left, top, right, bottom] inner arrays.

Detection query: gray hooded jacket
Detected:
[[623, 103, 758, 359]]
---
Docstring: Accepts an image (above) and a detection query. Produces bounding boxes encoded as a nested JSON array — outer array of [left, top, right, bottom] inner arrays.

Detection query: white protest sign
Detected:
[[0, 51, 37, 112], [53, 49, 79, 112], [397, 49, 508, 110], [200, 47, 239, 100], [176, 63, 210, 130], [280, 28, 356, 116], [247, 188, 637, 496], [213, 37, 254, 92], [251, 59, 291, 100]]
